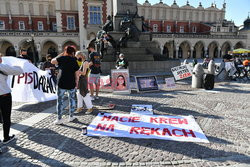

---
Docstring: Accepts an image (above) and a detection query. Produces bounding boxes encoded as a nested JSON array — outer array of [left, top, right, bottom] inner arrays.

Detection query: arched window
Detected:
[[39, 4, 44, 15], [29, 3, 34, 15], [19, 3, 24, 15], [153, 24, 158, 32], [60, 0, 65, 10]]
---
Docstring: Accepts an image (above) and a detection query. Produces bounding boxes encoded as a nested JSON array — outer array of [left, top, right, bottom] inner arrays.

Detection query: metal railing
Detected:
[[152, 33, 247, 39]]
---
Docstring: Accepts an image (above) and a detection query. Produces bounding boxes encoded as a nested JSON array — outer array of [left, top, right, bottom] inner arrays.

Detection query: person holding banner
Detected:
[[51, 46, 79, 125], [0, 55, 23, 144], [75, 51, 94, 114]]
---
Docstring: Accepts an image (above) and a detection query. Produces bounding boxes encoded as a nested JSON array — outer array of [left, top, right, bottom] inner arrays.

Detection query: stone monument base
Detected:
[[103, 32, 160, 62]]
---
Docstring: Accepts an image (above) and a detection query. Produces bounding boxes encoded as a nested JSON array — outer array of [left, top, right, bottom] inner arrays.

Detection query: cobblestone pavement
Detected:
[[0, 81, 250, 167]]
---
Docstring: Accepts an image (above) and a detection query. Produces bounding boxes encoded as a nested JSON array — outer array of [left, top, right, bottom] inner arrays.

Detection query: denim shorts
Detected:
[[88, 73, 101, 84]]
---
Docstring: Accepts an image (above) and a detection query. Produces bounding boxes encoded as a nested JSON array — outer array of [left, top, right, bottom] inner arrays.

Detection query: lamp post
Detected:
[[30, 33, 36, 66], [172, 34, 175, 59]]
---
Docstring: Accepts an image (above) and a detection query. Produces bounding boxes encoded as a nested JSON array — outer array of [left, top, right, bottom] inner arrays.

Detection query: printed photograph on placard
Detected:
[[111, 69, 130, 94], [135, 76, 159, 92], [165, 77, 176, 89], [131, 104, 153, 115]]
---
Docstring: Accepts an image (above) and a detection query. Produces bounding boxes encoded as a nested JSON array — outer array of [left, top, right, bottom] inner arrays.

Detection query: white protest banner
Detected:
[[171, 65, 192, 81], [87, 113, 209, 143], [130, 104, 153, 115], [165, 77, 176, 89], [2, 57, 57, 102]]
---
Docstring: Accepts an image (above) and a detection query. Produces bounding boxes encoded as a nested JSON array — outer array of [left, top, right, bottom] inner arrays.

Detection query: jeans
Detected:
[[0, 93, 12, 140], [57, 88, 76, 120]]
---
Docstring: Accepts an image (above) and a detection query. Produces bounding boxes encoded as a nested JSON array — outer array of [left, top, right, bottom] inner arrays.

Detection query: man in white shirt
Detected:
[[0, 55, 23, 144]]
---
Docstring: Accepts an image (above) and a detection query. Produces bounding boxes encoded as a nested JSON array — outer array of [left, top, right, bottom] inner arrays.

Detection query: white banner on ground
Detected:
[[87, 113, 209, 143], [165, 77, 176, 88], [2, 57, 57, 102], [171, 65, 192, 81], [130, 104, 153, 115]]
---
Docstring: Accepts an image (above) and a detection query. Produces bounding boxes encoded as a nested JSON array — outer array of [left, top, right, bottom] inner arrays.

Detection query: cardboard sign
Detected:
[[2, 57, 57, 102], [87, 113, 209, 143], [135, 76, 159, 92], [111, 69, 131, 94], [130, 104, 153, 115], [171, 65, 192, 80], [165, 77, 176, 89]]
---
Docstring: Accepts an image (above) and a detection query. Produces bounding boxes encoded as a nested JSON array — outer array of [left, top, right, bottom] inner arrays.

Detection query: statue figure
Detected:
[[102, 15, 113, 33], [141, 16, 152, 32]]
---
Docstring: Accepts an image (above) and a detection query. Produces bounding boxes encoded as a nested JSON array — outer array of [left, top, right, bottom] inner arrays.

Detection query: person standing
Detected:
[[17, 49, 32, 63], [116, 53, 128, 69], [87, 44, 102, 100], [51, 46, 79, 125], [0, 55, 23, 144], [75, 51, 93, 114], [42, 54, 57, 83]]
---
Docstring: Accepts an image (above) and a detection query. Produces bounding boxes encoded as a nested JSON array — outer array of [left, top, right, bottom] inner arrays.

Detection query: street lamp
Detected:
[[27, 33, 36, 66], [172, 34, 175, 59]]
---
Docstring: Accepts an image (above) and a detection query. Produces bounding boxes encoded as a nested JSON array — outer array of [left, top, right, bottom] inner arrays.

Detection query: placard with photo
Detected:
[[130, 104, 153, 115], [135, 76, 159, 92], [111, 69, 131, 94], [165, 77, 176, 89]]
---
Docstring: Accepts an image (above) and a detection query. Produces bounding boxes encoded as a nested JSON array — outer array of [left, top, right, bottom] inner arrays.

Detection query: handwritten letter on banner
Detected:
[[87, 113, 209, 143], [171, 65, 192, 81], [2, 57, 57, 102]]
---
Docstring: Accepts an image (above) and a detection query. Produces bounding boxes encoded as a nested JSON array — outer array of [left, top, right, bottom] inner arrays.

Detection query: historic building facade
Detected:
[[0, 0, 248, 60]]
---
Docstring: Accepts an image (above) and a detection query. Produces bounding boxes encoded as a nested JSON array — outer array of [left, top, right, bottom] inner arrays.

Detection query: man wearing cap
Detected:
[[87, 44, 102, 100]]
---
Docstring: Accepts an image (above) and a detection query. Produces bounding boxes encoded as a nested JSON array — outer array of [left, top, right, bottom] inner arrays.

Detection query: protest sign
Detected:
[[2, 57, 57, 102], [111, 69, 130, 94], [171, 65, 192, 81], [135, 76, 159, 92], [130, 104, 153, 115], [165, 77, 176, 89], [87, 113, 209, 143]]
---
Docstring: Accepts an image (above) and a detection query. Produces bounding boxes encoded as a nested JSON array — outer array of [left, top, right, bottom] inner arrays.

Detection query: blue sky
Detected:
[[137, 0, 250, 27]]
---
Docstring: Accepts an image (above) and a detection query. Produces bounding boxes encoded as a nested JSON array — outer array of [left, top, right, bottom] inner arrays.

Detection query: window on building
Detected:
[[0, 21, 5, 30], [52, 23, 57, 31], [29, 3, 34, 15], [67, 16, 75, 30], [192, 26, 196, 33], [180, 26, 184, 33], [19, 21, 25, 30], [19, 3, 24, 15], [38, 21, 44, 31], [153, 24, 158, 32], [217, 26, 221, 32], [89, 6, 101, 25], [39, 4, 44, 15], [166, 25, 171, 32]]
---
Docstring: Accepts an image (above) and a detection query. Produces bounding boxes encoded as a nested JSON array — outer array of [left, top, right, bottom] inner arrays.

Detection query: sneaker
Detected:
[[75, 107, 83, 113], [90, 96, 95, 101], [68, 116, 76, 122], [3, 135, 16, 144], [95, 96, 99, 100], [85, 108, 94, 114], [54, 119, 63, 125]]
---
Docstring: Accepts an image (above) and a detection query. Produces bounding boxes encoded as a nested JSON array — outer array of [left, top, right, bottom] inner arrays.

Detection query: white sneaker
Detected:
[[68, 116, 76, 122], [54, 119, 63, 125]]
